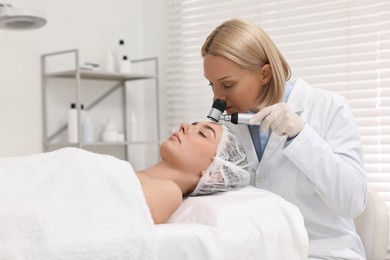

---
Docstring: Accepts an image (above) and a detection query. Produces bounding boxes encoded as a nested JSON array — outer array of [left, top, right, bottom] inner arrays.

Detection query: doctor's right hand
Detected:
[[249, 102, 304, 138]]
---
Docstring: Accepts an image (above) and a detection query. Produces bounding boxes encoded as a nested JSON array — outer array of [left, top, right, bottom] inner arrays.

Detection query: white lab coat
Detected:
[[228, 78, 367, 259]]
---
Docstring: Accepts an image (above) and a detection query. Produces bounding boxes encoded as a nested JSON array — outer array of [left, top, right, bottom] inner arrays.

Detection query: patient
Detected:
[[0, 122, 252, 225], [0, 122, 252, 258], [137, 121, 253, 224]]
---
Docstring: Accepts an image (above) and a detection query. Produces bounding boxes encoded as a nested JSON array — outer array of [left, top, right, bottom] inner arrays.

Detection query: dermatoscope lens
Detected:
[[207, 99, 227, 122]]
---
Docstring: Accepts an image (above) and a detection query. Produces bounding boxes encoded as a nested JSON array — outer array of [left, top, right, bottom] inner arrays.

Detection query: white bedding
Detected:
[[164, 186, 309, 260], [0, 148, 155, 260], [156, 223, 224, 260], [0, 147, 308, 260]]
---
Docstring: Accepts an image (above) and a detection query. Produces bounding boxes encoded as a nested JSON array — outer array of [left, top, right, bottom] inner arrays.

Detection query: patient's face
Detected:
[[160, 122, 223, 173]]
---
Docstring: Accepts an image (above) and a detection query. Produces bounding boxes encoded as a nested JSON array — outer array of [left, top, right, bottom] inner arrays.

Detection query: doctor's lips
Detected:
[[225, 106, 234, 113]]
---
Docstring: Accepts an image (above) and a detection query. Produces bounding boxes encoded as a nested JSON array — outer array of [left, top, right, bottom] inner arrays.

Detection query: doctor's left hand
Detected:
[[249, 102, 304, 138]]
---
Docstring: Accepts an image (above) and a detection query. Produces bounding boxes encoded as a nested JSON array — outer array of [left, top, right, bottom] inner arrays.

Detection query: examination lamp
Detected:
[[0, 3, 46, 30]]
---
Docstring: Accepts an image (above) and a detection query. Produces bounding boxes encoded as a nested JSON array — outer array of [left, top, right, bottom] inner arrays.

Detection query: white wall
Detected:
[[143, 0, 167, 141], [0, 0, 165, 157]]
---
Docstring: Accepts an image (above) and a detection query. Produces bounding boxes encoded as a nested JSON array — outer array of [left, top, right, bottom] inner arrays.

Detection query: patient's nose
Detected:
[[180, 122, 189, 134]]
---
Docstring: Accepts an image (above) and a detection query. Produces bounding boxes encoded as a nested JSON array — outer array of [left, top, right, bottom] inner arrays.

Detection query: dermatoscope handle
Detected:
[[221, 113, 261, 125]]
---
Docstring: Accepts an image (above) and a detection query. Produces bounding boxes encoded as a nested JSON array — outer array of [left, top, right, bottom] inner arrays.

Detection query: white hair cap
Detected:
[[190, 124, 254, 196]]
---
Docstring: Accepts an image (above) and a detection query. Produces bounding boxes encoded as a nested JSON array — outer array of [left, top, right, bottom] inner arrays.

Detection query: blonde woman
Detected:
[[202, 18, 367, 259]]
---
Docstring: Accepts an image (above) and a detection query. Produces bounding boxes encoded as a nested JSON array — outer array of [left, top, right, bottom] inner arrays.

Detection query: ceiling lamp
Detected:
[[0, 3, 47, 30]]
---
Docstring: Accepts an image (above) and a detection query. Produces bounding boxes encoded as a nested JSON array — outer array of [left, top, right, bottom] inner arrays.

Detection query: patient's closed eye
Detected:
[[199, 131, 207, 138]]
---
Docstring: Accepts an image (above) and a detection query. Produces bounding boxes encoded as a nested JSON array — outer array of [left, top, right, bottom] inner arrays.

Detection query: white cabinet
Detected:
[[41, 49, 160, 168]]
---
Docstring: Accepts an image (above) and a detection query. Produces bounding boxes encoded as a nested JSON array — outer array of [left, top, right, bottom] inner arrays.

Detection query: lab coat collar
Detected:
[[285, 78, 311, 113]]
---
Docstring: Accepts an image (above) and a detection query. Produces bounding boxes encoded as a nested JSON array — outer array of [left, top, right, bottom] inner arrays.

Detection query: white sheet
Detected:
[[155, 223, 224, 260], [0, 148, 155, 260], [0, 147, 308, 259], [167, 186, 309, 260]]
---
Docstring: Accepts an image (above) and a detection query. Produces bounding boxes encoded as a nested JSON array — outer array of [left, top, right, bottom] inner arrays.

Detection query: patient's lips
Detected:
[[171, 132, 181, 143]]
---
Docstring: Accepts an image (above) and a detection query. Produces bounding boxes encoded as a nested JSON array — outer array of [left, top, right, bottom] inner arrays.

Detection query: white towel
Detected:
[[0, 147, 156, 260]]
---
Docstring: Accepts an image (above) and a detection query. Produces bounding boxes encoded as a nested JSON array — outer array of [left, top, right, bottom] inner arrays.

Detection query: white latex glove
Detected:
[[249, 103, 304, 138]]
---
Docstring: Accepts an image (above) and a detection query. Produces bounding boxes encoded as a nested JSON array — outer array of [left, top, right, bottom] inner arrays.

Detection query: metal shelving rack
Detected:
[[41, 49, 160, 161]]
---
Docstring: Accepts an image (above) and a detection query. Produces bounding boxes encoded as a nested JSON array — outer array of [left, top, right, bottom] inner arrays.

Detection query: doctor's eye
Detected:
[[222, 83, 234, 88], [208, 81, 213, 87]]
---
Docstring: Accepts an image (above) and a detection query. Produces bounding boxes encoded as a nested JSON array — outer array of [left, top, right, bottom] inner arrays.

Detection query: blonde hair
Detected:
[[202, 18, 291, 110]]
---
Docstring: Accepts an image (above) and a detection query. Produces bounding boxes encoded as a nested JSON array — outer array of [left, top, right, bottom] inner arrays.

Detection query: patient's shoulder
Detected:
[[137, 175, 182, 224]]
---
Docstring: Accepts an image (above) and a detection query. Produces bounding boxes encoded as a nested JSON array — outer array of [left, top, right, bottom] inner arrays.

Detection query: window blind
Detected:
[[264, 0, 390, 201], [165, 0, 390, 255]]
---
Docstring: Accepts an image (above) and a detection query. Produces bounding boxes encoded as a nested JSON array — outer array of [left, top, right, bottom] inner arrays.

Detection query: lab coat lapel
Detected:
[[259, 79, 309, 165], [259, 132, 286, 163]]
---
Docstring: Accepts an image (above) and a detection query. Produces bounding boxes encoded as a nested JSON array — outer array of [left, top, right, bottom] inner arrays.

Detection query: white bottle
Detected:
[[102, 116, 118, 142], [129, 112, 138, 141], [104, 49, 115, 73], [82, 115, 94, 143], [120, 55, 132, 74], [68, 103, 78, 143], [80, 104, 86, 122], [117, 39, 126, 69]]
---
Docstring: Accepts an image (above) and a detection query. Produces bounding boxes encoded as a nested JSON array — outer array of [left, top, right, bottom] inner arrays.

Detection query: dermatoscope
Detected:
[[207, 99, 261, 125]]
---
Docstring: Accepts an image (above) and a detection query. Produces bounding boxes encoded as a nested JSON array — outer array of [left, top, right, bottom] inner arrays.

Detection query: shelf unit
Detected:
[[41, 49, 160, 162]]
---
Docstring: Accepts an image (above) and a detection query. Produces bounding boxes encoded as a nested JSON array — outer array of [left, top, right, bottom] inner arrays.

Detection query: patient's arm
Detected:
[[136, 174, 183, 224]]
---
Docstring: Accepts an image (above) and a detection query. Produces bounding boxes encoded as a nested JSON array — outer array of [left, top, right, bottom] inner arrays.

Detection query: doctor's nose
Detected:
[[212, 85, 226, 99], [213, 94, 226, 102]]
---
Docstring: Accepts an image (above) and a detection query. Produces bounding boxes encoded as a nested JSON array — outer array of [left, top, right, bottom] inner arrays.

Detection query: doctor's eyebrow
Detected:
[[192, 122, 216, 138], [217, 76, 232, 81]]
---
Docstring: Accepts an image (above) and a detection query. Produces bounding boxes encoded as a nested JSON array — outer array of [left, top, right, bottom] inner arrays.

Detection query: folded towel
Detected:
[[0, 147, 155, 260]]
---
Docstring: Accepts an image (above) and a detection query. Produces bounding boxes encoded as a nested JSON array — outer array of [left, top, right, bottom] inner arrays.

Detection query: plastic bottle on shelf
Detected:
[[82, 114, 94, 143], [102, 116, 118, 142], [117, 39, 126, 69], [80, 104, 86, 122], [120, 55, 132, 74], [68, 103, 78, 143], [117, 133, 125, 142]]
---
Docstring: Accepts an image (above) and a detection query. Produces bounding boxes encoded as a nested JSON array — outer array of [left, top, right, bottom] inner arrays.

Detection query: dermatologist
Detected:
[[202, 18, 368, 259]]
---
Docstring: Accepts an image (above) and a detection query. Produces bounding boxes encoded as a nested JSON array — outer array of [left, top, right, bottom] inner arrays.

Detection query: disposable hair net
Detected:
[[190, 124, 254, 196]]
